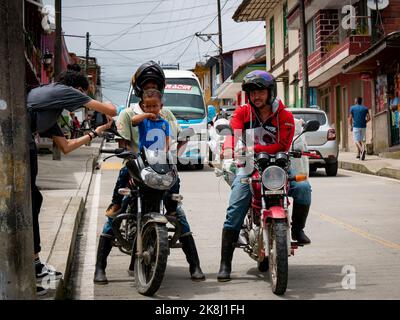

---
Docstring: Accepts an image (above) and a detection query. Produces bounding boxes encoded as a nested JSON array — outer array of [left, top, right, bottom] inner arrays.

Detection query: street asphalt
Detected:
[[69, 142, 400, 300]]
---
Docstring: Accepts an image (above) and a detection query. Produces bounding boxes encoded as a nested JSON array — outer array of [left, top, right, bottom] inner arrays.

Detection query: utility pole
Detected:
[[217, 0, 224, 86], [0, 0, 36, 299], [85, 32, 90, 77], [53, 0, 62, 160], [299, 0, 309, 108]]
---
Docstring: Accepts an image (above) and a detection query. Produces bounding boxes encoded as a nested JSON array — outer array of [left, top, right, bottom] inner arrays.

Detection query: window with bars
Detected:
[[270, 16, 275, 64], [307, 17, 316, 55], [283, 2, 288, 55]]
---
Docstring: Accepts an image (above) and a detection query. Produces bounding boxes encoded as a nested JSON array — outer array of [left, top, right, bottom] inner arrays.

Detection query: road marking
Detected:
[[314, 210, 400, 251], [101, 162, 123, 170], [78, 171, 102, 300]]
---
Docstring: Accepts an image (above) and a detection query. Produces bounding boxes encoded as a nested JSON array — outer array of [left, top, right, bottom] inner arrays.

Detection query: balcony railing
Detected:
[[322, 16, 370, 55]]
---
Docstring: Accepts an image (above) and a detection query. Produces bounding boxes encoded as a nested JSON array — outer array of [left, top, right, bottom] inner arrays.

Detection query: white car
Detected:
[[288, 107, 339, 176]]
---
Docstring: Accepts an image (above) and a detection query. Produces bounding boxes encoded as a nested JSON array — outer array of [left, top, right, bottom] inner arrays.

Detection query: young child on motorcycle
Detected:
[[131, 88, 170, 152]]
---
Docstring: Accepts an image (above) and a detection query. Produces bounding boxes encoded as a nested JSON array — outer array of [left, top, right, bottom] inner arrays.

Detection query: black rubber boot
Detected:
[[291, 203, 311, 245], [93, 235, 113, 284], [180, 235, 206, 281], [127, 241, 136, 277], [217, 229, 240, 282]]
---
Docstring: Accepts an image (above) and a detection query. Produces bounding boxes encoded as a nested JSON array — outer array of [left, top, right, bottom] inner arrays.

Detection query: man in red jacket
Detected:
[[217, 71, 312, 282]]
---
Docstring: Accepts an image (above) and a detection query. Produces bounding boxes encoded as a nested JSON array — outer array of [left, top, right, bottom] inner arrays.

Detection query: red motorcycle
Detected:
[[216, 119, 320, 295]]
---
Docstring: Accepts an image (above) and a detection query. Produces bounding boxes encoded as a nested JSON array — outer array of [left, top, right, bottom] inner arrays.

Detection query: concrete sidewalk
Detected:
[[339, 151, 400, 180], [36, 140, 102, 299]]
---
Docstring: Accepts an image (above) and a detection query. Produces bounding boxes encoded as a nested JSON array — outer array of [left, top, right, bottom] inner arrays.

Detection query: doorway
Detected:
[[342, 86, 349, 151], [335, 85, 342, 146]]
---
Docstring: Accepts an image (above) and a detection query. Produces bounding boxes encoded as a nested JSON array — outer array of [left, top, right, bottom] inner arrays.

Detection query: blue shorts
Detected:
[[353, 127, 366, 142]]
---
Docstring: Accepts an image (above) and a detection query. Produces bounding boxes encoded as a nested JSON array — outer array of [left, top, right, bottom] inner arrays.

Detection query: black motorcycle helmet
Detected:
[[131, 60, 166, 98], [242, 70, 277, 106]]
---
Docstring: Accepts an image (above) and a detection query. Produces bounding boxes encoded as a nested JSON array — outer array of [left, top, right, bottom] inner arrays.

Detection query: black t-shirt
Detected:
[[27, 83, 92, 148]]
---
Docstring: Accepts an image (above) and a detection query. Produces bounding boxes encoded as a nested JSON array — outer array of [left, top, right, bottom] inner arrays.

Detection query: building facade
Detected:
[[234, 0, 400, 153]]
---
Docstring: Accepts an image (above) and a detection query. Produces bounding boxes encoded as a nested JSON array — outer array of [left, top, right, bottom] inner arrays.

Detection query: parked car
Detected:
[[287, 107, 339, 176]]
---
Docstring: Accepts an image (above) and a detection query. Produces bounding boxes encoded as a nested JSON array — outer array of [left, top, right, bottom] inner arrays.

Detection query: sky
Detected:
[[43, 0, 266, 106]]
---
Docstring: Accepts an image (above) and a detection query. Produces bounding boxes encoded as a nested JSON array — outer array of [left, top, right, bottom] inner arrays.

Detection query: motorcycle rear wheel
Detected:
[[268, 220, 288, 295], [135, 222, 169, 296]]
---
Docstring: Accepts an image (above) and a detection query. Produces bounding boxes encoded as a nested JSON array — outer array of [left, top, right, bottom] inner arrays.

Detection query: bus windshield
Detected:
[[129, 78, 205, 121]]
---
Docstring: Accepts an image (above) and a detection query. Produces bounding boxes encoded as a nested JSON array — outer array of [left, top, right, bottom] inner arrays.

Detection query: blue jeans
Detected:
[[223, 174, 312, 231], [111, 166, 130, 205], [102, 177, 191, 236]]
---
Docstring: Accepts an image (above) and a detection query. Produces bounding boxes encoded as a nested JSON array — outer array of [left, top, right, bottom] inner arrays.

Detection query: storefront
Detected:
[[343, 31, 400, 153]]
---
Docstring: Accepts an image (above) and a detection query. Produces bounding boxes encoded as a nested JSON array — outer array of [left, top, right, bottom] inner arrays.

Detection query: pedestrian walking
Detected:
[[349, 97, 370, 160]]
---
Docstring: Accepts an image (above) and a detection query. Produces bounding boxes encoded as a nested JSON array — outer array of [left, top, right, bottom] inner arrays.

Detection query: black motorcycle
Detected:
[[101, 128, 194, 296]]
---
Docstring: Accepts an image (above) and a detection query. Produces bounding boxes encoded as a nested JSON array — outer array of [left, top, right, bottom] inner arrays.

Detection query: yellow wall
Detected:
[[193, 64, 219, 108]]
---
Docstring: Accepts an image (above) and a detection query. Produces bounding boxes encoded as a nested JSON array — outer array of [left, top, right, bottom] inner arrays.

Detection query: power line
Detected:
[[91, 40, 141, 63], [63, 2, 215, 21], [62, 10, 230, 26], [64, 0, 169, 8], [174, 36, 196, 63], [173, 0, 230, 64], [92, 35, 193, 52], [101, 1, 163, 48]]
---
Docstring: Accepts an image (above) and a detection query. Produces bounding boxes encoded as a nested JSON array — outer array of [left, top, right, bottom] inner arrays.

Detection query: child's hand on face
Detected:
[[146, 113, 158, 121]]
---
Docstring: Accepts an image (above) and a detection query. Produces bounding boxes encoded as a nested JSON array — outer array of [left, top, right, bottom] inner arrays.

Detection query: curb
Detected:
[[46, 141, 103, 300], [339, 160, 400, 181]]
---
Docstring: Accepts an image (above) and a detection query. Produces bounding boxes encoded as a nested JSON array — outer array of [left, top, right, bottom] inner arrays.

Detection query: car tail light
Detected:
[[327, 129, 336, 141]]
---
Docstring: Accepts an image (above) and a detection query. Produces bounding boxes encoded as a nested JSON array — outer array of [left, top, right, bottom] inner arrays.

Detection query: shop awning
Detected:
[[343, 31, 400, 73], [216, 76, 243, 99], [233, 0, 280, 22]]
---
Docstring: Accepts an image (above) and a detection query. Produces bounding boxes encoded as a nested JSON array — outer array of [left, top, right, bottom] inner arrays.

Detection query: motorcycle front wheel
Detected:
[[135, 222, 169, 296], [268, 220, 288, 295]]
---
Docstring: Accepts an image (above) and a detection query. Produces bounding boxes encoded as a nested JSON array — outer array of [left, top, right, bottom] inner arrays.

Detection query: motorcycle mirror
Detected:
[[292, 120, 320, 151], [303, 120, 320, 133], [215, 124, 233, 136]]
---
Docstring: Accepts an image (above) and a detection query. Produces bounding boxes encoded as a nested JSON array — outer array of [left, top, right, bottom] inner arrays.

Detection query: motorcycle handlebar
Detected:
[[100, 148, 125, 154]]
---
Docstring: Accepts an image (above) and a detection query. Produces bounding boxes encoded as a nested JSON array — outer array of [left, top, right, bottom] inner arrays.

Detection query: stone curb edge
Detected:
[[339, 160, 400, 181], [49, 141, 103, 300]]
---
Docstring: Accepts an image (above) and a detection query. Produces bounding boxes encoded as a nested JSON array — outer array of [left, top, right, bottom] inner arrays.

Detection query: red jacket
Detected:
[[222, 99, 295, 155]]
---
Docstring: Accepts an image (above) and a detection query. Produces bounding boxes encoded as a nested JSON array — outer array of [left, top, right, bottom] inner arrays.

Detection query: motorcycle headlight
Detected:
[[261, 166, 286, 191], [140, 167, 176, 190]]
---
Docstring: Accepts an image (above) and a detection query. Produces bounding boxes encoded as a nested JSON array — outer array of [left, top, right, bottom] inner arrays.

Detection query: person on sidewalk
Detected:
[[217, 71, 312, 282], [349, 97, 371, 161], [27, 70, 116, 295], [93, 61, 205, 285]]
